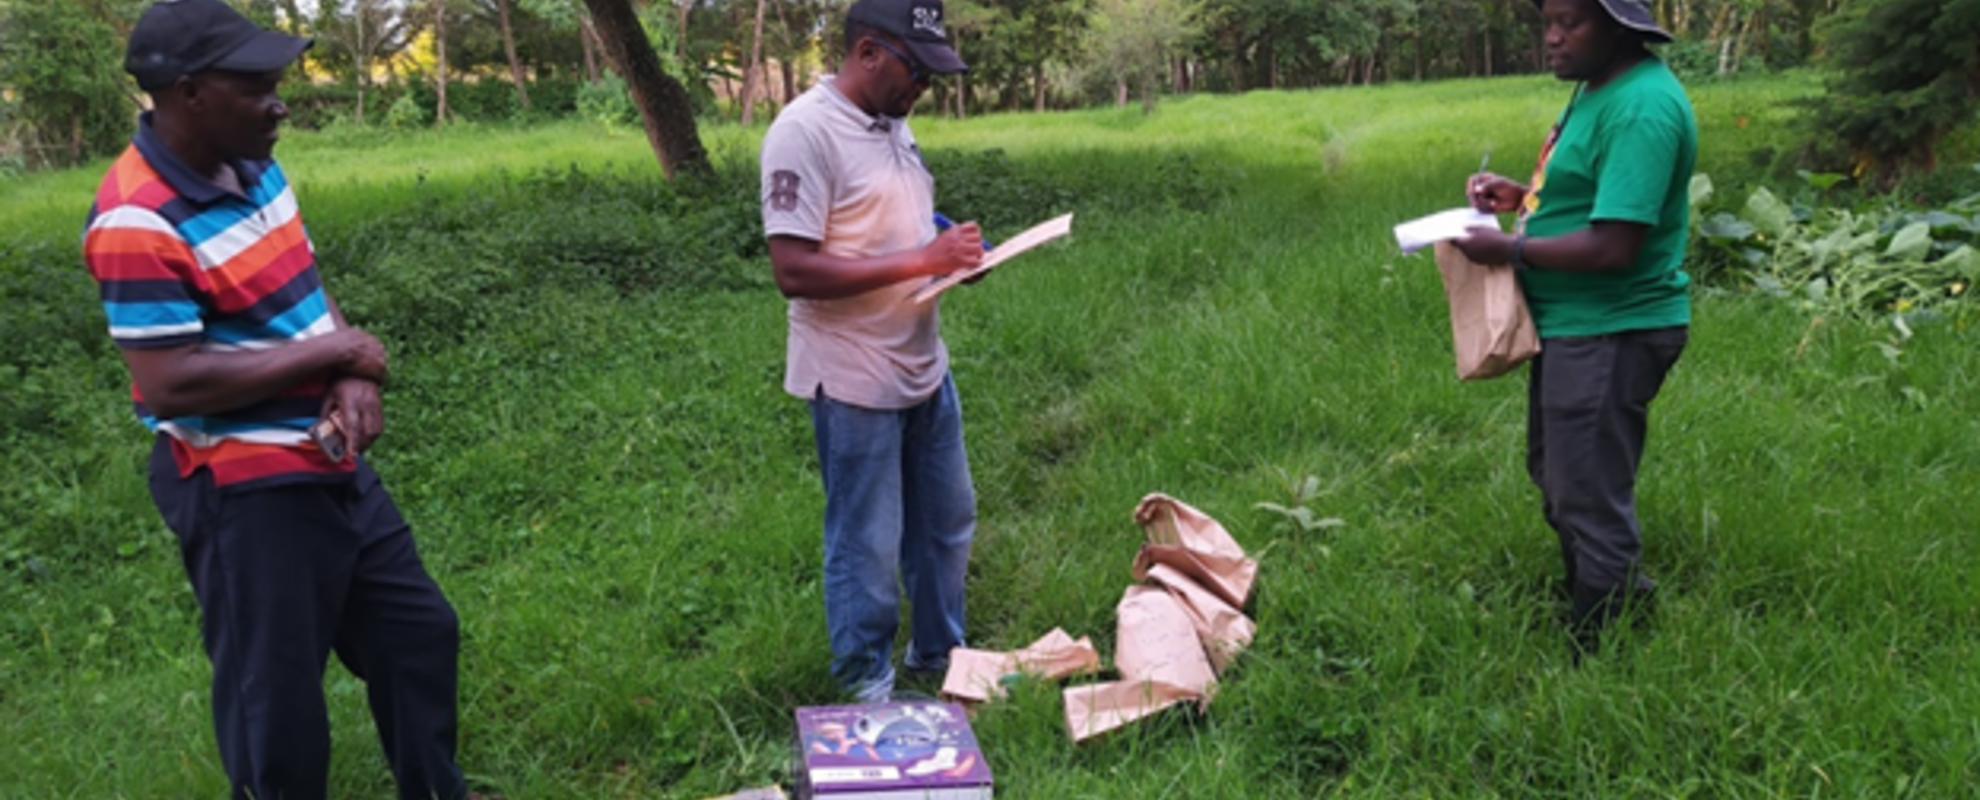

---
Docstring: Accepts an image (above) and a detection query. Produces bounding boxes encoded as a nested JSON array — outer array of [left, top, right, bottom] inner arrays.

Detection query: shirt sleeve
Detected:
[[1590, 111, 1683, 226], [83, 205, 206, 349], [760, 118, 833, 242]]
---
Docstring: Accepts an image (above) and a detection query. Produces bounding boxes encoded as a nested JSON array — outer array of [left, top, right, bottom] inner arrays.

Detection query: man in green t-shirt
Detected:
[[1453, 0, 1696, 660]]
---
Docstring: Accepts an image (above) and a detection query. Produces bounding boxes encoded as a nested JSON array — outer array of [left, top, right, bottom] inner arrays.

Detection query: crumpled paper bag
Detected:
[[1130, 493, 1258, 609], [1142, 562, 1254, 674], [1063, 586, 1216, 742], [1432, 241, 1540, 381], [941, 627, 1102, 703]]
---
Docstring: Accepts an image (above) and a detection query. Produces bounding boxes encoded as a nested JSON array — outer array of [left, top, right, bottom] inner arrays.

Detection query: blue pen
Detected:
[[934, 212, 995, 250]]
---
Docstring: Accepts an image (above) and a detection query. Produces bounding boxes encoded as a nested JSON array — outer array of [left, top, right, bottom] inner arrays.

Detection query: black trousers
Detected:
[[1526, 326, 1688, 594], [148, 437, 468, 800]]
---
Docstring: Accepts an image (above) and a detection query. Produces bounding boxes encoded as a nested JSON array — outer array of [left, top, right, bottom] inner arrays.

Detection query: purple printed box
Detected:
[[793, 701, 993, 800]]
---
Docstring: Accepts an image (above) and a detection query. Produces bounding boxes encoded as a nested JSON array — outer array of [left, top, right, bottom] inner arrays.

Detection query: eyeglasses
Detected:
[[871, 38, 930, 84]]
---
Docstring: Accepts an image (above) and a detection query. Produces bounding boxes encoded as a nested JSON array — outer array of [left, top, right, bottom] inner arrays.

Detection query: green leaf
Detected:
[[1931, 245, 1978, 279], [1797, 170, 1847, 191], [1699, 212, 1755, 241], [1745, 187, 1793, 238], [1919, 211, 1967, 230], [1689, 173, 1714, 206], [1885, 221, 1932, 260]]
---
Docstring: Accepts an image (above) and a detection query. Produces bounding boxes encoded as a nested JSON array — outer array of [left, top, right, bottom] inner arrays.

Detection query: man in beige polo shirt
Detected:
[[759, 0, 986, 702]]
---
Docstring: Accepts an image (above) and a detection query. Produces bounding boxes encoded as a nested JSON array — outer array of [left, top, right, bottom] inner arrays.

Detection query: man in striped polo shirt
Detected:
[[84, 2, 479, 798]]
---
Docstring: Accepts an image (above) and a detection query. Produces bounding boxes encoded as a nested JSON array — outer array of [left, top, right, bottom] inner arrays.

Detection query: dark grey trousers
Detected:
[[1526, 326, 1688, 593]]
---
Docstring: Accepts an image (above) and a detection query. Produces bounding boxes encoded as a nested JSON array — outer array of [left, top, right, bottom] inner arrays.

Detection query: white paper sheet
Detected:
[[1393, 207, 1501, 255], [908, 212, 1074, 304]]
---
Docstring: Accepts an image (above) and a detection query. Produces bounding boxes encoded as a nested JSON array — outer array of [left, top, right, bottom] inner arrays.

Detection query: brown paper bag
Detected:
[[940, 628, 1101, 703], [1433, 241, 1540, 381], [1130, 493, 1257, 609], [1143, 562, 1255, 674], [1063, 586, 1215, 742]]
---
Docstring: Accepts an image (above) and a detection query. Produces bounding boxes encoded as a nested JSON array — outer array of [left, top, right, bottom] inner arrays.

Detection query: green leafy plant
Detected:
[[384, 92, 432, 131], [1690, 170, 1980, 317], [1254, 468, 1346, 556], [575, 75, 638, 130]]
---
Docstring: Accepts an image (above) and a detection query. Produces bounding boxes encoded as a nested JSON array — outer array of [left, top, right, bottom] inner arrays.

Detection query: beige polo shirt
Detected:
[[760, 76, 946, 410]]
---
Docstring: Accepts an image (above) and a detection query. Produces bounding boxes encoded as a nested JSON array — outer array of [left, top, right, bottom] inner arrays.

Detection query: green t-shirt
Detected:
[[1521, 58, 1697, 338]]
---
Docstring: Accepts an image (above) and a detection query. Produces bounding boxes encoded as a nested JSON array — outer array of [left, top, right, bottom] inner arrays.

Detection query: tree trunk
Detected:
[[581, 0, 710, 179], [781, 58, 796, 105], [353, 3, 367, 125], [1035, 62, 1048, 111], [1263, 34, 1277, 89], [495, 0, 532, 113], [741, 0, 768, 125], [1412, 24, 1423, 81], [952, 43, 967, 120], [435, 0, 449, 124], [579, 15, 601, 83], [677, 0, 691, 64], [1116, 79, 1128, 107]]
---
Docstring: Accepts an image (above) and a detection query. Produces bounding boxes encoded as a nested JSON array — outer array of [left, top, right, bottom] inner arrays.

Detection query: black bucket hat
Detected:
[[1532, 0, 1675, 44], [125, 0, 313, 91]]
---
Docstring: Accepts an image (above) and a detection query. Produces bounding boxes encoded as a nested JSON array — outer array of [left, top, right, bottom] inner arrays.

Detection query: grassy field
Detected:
[[5, 71, 1979, 799]]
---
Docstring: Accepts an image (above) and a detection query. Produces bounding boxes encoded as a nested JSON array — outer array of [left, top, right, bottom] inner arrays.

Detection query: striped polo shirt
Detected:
[[83, 114, 354, 488]]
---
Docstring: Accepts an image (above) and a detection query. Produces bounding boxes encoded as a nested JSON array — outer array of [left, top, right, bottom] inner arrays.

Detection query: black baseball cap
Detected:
[[1532, 0, 1674, 43], [847, 0, 968, 74], [125, 0, 313, 91]]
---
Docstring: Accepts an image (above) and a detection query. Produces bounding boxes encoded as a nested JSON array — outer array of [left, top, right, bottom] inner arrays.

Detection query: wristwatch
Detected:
[[1512, 233, 1529, 274]]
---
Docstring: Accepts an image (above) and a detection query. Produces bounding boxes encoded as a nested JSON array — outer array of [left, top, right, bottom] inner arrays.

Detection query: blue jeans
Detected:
[[809, 374, 976, 700]]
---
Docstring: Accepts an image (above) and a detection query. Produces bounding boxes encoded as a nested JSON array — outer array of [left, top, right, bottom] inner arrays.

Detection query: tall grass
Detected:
[[5, 71, 1978, 799]]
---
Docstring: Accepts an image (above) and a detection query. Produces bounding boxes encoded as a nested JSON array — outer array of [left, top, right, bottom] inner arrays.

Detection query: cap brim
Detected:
[[905, 40, 968, 74], [1627, 24, 1676, 43], [1528, 0, 1675, 43], [209, 31, 312, 74]]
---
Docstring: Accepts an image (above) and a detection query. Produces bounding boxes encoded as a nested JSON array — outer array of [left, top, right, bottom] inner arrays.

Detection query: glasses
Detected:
[[872, 38, 930, 84]]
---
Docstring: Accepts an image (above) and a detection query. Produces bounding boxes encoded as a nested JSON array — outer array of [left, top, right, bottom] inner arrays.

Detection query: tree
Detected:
[[1814, 0, 1980, 185], [740, 0, 769, 124], [494, 0, 532, 111], [580, 0, 709, 178], [0, 0, 138, 167], [1083, 0, 1200, 113], [433, 0, 450, 123], [312, 0, 416, 125]]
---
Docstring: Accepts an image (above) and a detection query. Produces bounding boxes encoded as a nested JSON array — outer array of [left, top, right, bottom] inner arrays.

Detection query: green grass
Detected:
[[6, 70, 1980, 799]]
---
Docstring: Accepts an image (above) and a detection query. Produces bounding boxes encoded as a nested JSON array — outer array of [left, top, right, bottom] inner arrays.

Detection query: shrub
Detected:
[[0, 0, 135, 168], [576, 75, 639, 128], [385, 93, 432, 131]]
